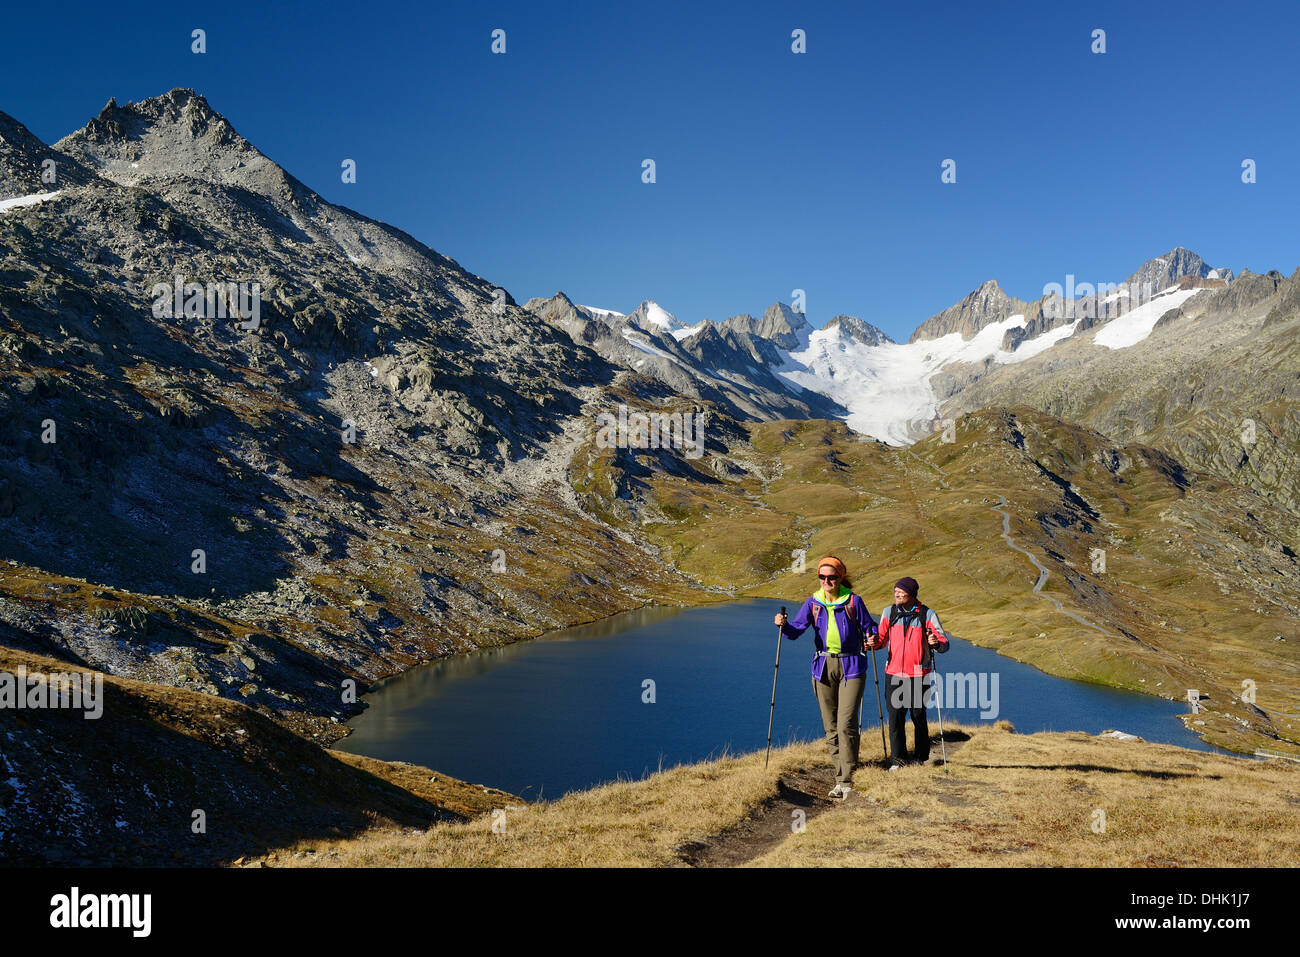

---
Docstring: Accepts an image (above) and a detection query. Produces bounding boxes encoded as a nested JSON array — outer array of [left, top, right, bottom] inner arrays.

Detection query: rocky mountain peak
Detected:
[[43, 88, 468, 279], [78, 89, 228, 146], [55, 89, 288, 198], [521, 291, 594, 328], [756, 302, 809, 349], [0, 111, 55, 197], [908, 278, 1022, 343], [720, 313, 758, 336], [1123, 247, 1231, 292], [623, 300, 685, 337], [823, 314, 893, 346], [0, 111, 98, 198]]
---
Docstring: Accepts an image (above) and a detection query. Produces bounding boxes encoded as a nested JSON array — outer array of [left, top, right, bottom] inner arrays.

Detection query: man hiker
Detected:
[[773, 555, 878, 799], [866, 577, 950, 769]]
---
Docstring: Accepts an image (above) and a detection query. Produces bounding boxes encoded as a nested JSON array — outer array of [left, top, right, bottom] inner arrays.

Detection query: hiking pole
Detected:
[[765, 606, 786, 769], [927, 641, 948, 774], [868, 639, 888, 761]]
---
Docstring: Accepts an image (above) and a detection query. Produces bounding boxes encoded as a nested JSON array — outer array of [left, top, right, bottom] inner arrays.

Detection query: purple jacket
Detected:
[[780, 590, 878, 683]]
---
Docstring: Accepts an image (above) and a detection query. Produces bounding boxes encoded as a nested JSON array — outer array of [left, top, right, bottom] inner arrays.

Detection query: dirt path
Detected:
[[680, 733, 973, 867], [676, 764, 839, 866]]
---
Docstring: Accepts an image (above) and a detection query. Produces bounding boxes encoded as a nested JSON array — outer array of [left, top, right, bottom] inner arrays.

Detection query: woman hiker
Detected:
[[866, 576, 950, 769], [773, 555, 878, 800]]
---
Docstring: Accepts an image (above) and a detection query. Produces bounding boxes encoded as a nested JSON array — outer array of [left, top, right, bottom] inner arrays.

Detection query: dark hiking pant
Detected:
[[887, 675, 931, 764], [813, 656, 866, 784]]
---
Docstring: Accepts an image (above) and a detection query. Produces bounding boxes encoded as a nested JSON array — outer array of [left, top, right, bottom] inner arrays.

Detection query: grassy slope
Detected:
[[636, 409, 1300, 756], [255, 407, 1300, 867], [0, 645, 516, 866], [757, 725, 1300, 867], [263, 724, 1300, 868], [0, 476, 713, 744], [6, 404, 1297, 866]]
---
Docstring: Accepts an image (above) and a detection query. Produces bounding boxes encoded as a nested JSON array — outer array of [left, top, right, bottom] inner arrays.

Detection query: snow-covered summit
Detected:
[[624, 300, 691, 338], [524, 251, 1233, 447]]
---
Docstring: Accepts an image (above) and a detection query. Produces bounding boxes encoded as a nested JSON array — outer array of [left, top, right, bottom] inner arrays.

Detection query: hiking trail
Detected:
[[680, 733, 973, 867]]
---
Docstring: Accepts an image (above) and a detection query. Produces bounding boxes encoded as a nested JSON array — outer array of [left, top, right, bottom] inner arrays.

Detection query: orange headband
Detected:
[[816, 555, 847, 578]]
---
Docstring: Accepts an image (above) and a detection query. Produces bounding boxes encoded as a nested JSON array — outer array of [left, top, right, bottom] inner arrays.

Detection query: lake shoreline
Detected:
[[336, 598, 1235, 800], [335, 588, 1240, 757]]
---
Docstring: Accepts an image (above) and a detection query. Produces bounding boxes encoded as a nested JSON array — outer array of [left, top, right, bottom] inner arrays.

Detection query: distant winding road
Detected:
[[905, 449, 1109, 636], [988, 494, 1109, 636]]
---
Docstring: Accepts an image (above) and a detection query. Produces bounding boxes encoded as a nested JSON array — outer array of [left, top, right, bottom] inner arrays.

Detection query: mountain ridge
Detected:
[[2, 88, 1298, 867]]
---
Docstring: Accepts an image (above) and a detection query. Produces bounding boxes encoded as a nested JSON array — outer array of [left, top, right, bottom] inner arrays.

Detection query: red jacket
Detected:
[[872, 603, 949, 677]]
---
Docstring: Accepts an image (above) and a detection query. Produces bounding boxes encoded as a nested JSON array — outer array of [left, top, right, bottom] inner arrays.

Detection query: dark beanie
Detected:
[[894, 577, 919, 597]]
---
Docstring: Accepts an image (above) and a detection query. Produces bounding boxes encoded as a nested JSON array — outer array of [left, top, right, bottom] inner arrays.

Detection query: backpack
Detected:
[[887, 602, 933, 663]]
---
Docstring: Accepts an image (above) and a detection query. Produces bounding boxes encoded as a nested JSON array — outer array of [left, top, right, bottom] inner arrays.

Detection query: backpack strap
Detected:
[[896, 602, 925, 627], [915, 603, 933, 667], [882, 603, 901, 658], [848, 593, 866, 649], [909, 603, 929, 642]]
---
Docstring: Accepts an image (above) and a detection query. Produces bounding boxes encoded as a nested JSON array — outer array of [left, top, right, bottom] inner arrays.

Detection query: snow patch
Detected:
[[778, 313, 1030, 444], [620, 327, 675, 360], [771, 285, 1203, 444], [632, 300, 692, 338], [620, 328, 721, 381], [642, 301, 679, 331], [1093, 287, 1201, 350], [994, 319, 1080, 364], [0, 191, 60, 213]]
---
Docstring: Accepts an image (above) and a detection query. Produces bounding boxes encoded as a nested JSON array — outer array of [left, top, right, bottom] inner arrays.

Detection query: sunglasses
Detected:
[[818, 573, 840, 581]]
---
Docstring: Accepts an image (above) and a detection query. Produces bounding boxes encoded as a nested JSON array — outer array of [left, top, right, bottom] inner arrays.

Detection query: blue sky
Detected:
[[4, 0, 1297, 341]]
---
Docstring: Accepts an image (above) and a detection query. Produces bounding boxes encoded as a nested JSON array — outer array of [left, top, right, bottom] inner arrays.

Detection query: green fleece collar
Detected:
[[812, 585, 851, 607]]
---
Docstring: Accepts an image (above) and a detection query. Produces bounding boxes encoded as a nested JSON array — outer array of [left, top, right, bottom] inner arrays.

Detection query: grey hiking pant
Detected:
[[813, 656, 866, 784]]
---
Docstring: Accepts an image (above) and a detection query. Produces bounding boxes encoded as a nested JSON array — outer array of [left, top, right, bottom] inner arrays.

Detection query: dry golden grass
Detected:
[[757, 723, 1300, 867], [267, 743, 834, 867], [263, 723, 1300, 868]]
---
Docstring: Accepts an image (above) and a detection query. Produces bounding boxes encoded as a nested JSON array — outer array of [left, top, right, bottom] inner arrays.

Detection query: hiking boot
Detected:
[[827, 783, 845, 799]]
